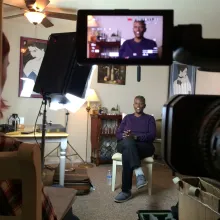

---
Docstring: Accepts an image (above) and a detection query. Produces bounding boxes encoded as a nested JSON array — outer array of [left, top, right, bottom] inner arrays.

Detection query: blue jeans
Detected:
[[52, 185, 80, 220]]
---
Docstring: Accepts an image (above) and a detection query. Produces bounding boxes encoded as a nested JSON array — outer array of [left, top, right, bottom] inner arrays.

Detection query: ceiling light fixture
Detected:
[[24, 11, 46, 25]]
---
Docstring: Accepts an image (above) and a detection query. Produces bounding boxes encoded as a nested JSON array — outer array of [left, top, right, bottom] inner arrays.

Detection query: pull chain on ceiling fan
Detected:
[[3, 0, 77, 28]]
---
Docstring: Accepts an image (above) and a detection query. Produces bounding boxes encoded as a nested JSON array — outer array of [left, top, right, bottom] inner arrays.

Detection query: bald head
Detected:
[[133, 20, 146, 40], [133, 96, 146, 115], [134, 95, 145, 104]]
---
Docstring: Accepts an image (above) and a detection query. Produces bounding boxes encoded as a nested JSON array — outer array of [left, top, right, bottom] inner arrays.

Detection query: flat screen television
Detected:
[[76, 9, 174, 66]]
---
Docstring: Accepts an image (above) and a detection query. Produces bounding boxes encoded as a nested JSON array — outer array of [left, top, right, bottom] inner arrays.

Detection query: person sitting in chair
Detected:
[[114, 96, 156, 203]]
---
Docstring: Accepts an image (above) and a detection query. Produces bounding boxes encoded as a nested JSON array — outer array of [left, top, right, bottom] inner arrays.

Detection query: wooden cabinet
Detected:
[[90, 114, 122, 166]]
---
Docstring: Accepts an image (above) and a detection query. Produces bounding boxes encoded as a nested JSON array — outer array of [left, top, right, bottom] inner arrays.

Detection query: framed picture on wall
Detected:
[[97, 65, 126, 85], [18, 37, 47, 98], [168, 62, 197, 99]]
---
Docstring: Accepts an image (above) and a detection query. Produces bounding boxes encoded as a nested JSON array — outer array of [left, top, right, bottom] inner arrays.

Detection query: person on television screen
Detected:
[[119, 19, 158, 59], [173, 65, 192, 95]]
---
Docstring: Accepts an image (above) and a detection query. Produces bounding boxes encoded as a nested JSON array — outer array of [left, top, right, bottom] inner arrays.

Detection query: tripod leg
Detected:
[[44, 143, 72, 162], [64, 110, 85, 165], [66, 140, 85, 163], [44, 143, 61, 158]]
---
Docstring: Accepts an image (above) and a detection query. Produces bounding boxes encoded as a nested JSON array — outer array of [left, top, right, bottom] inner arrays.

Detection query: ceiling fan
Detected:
[[3, 0, 77, 28]]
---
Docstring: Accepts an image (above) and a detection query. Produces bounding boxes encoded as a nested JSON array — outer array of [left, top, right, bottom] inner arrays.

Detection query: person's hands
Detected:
[[122, 130, 138, 140], [123, 130, 133, 138]]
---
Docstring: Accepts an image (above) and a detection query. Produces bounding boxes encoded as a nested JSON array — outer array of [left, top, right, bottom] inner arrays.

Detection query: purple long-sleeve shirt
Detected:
[[119, 38, 158, 58], [116, 113, 156, 143]]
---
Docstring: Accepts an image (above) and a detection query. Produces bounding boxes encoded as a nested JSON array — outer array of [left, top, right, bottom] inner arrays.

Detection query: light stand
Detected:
[[40, 94, 51, 175], [65, 110, 85, 163], [78, 105, 94, 168], [43, 109, 85, 164]]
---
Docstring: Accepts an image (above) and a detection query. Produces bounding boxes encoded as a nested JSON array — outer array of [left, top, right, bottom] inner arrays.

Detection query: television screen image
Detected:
[[87, 15, 163, 60]]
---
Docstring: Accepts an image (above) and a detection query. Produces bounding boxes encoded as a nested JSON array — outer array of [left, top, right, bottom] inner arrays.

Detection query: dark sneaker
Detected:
[[114, 191, 132, 203], [136, 175, 147, 189]]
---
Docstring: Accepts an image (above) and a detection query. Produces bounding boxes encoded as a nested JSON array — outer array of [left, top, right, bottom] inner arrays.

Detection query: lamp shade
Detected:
[[24, 12, 46, 24], [88, 15, 98, 27], [86, 89, 100, 102]]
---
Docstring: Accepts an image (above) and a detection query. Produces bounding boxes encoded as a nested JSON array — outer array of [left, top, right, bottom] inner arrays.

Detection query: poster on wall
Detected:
[[168, 62, 197, 99], [18, 37, 47, 98], [97, 65, 126, 85]]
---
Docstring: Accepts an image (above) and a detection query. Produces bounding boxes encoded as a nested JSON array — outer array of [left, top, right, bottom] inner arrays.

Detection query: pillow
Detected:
[[122, 113, 127, 119]]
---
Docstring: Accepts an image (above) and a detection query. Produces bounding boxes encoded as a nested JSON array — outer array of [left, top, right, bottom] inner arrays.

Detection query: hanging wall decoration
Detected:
[[19, 37, 47, 98], [97, 65, 126, 85], [168, 62, 197, 99]]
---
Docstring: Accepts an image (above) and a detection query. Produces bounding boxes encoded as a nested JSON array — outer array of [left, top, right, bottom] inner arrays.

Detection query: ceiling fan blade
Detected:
[[3, 1, 26, 9], [3, 3, 25, 9], [3, 14, 24, 19], [45, 11, 77, 21], [41, 17, 54, 28], [3, 3, 26, 18]]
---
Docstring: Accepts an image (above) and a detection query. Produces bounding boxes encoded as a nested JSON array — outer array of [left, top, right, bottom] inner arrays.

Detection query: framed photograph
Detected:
[[97, 65, 126, 85], [19, 37, 48, 98], [168, 62, 197, 98]]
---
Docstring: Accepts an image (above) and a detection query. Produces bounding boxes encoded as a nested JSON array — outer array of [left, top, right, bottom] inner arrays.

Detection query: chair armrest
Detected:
[[44, 187, 77, 220]]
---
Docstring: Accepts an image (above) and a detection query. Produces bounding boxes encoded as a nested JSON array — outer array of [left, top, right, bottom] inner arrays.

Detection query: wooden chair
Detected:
[[0, 143, 42, 220], [111, 153, 154, 195], [0, 142, 77, 220]]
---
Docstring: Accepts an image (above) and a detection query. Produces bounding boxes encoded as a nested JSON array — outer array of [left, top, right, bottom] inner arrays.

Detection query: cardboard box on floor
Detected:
[[173, 177, 220, 220]]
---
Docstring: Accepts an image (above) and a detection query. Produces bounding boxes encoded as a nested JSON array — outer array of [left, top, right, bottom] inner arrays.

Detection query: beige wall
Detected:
[[2, 0, 220, 163], [196, 71, 220, 95]]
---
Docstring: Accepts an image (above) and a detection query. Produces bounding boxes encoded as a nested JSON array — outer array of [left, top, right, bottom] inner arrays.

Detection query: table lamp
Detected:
[[86, 89, 100, 114], [79, 89, 100, 168]]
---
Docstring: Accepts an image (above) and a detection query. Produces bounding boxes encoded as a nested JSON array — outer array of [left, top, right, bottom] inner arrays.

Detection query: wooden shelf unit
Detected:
[[90, 114, 122, 166]]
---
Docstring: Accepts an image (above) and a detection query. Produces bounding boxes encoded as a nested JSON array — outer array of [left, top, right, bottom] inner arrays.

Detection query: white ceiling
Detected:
[[3, 0, 77, 9], [3, 0, 220, 39], [3, 0, 78, 23], [3, 0, 78, 13], [4, 0, 220, 13], [3, 0, 78, 27]]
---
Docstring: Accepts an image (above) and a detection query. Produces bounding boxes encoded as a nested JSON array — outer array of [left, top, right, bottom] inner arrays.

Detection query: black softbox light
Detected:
[[33, 32, 93, 99]]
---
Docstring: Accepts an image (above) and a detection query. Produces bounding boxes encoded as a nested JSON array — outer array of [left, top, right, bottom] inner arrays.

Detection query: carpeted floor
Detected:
[[73, 163, 178, 220]]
